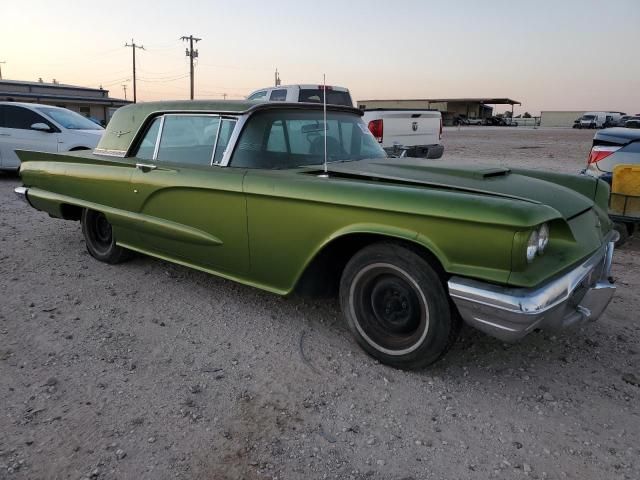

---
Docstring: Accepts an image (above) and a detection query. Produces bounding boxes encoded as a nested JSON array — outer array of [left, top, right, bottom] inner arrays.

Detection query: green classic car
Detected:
[[14, 101, 618, 369]]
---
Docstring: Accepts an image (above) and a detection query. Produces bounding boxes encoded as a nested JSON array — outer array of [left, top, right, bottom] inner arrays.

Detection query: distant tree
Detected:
[[523, 112, 532, 118]]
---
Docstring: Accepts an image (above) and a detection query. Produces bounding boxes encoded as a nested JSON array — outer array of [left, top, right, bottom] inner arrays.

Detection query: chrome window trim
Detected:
[[219, 114, 249, 167], [126, 111, 244, 159], [212, 118, 238, 166], [210, 119, 223, 166], [151, 115, 165, 161]]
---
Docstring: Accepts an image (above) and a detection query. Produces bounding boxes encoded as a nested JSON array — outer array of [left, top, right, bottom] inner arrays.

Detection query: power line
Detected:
[[180, 35, 201, 100], [137, 73, 190, 82], [124, 39, 145, 103]]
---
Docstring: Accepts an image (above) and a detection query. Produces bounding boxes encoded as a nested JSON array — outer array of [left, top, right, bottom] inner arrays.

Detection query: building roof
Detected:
[[359, 97, 521, 105], [0, 79, 106, 92]]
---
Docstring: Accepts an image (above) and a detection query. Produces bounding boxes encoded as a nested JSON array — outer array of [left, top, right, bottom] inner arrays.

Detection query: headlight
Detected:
[[537, 223, 550, 253], [526, 230, 539, 263]]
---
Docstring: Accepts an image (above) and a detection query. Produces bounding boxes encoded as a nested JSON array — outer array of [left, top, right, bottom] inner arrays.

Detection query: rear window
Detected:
[[269, 89, 287, 101], [230, 109, 385, 169], [298, 89, 353, 107]]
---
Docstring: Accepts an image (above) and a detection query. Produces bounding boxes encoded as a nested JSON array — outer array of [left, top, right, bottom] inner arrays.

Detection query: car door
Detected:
[[0, 105, 60, 169], [129, 113, 249, 274]]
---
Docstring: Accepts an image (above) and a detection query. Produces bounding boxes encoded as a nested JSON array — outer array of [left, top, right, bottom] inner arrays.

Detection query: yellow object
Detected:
[[610, 164, 640, 217]]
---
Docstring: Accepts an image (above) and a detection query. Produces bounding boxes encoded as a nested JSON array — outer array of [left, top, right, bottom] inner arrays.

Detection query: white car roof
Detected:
[[0, 101, 67, 111], [251, 84, 350, 93]]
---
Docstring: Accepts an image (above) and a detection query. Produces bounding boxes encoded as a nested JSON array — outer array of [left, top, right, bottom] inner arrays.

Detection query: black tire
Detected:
[[81, 209, 131, 264], [339, 243, 458, 369], [613, 222, 630, 248]]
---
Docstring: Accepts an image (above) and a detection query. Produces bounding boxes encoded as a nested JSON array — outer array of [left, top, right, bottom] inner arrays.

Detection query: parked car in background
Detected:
[[583, 127, 640, 244], [0, 102, 103, 171], [484, 116, 517, 127], [361, 108, 444, 159], [247, 84, 353, 107], [615, 115, 635, 127], [624, 117, 640, 129], [577, 112, 624, 129], [15, 100, 618, 369]]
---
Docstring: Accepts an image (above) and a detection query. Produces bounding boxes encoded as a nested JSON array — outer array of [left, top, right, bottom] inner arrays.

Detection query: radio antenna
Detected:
[[322, 73, 328, 177]]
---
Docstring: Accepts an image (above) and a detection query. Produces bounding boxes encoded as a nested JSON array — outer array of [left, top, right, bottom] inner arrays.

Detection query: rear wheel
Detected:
[[339, 243, 458, 369], [81, 209, 131, 264]]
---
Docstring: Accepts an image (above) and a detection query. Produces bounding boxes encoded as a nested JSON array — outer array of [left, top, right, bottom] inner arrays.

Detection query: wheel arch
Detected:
[[292, 225, 450, 297]]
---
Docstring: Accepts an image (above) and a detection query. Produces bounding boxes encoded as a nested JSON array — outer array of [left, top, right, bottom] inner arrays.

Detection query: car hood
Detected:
[[322, 158, 594, 220]]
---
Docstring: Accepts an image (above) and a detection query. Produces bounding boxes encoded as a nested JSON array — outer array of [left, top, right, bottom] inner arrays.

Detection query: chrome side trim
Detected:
[[94, 148, 127, 157]]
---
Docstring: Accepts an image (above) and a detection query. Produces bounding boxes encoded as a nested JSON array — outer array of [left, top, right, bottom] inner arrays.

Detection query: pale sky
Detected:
[[1, 0, 639, 115]]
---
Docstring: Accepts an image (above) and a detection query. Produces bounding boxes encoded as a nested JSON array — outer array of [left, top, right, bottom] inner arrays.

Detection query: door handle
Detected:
[[135, 163, 157, 172]]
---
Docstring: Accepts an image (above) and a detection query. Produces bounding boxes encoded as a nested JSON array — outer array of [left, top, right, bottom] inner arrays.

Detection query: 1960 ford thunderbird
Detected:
[[14, 101, 618, 369]]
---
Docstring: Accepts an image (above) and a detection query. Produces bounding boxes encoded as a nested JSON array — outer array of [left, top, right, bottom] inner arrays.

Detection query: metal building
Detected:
[[540, 111, 586, 128], [0, 79, 131, 125], [357, 98, 521, 125]]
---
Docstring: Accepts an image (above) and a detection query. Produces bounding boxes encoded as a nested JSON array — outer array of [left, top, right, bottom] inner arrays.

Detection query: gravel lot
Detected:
[[1, 127, 638, 480]]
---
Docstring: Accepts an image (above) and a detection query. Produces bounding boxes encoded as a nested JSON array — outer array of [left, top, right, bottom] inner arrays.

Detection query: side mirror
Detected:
[[31, 123, 52, 132]]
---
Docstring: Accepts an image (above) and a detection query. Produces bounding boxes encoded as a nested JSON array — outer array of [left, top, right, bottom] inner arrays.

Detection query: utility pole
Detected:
[[181, 35, 201, 100], [222, 93, 227, 100], [0, 61, 6, 80], [124, 39, 144, 103], [274, 68, 281, 86], [122, 84, 128, 101]]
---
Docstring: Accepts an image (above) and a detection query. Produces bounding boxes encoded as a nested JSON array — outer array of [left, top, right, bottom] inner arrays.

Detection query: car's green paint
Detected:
[[17, 101, 613, 295]]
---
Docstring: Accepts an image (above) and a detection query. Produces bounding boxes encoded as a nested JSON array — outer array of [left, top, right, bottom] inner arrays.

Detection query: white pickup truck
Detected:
[[361, 109, 444, 159], [247, 85, 444, 159]]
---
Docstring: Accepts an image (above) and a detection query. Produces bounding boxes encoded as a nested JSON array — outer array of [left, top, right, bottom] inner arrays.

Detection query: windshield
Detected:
[[298, 89, 353, 107], [36, 107, 104, 130], [582, 115, 595, 120], [231, 109, 386, 169]]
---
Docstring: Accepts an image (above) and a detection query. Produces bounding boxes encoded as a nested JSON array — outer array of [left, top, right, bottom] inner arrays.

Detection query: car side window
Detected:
[[135, 117, 162, 160], [156, 115, 220, 166], [248, 91, 267, 100], [269, 89, 287, 101], [2, 105, 51, 130]]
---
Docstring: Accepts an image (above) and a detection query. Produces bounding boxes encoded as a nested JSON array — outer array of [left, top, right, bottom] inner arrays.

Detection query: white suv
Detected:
[[247, 84, 353, 107], [0, 102, 104, 171]]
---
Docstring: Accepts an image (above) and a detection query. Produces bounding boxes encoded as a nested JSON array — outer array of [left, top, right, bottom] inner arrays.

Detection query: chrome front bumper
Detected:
[[448, 232, 618, 342], [14, 186, 30, 205]]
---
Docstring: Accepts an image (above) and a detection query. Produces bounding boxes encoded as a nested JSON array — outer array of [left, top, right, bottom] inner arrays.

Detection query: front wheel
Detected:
[[339, 243, 458, 369], [81, 209, 131, 264]]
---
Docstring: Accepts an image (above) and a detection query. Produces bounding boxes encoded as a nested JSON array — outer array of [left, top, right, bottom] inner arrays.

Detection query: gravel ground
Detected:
[[1, 127, 638, 480]]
